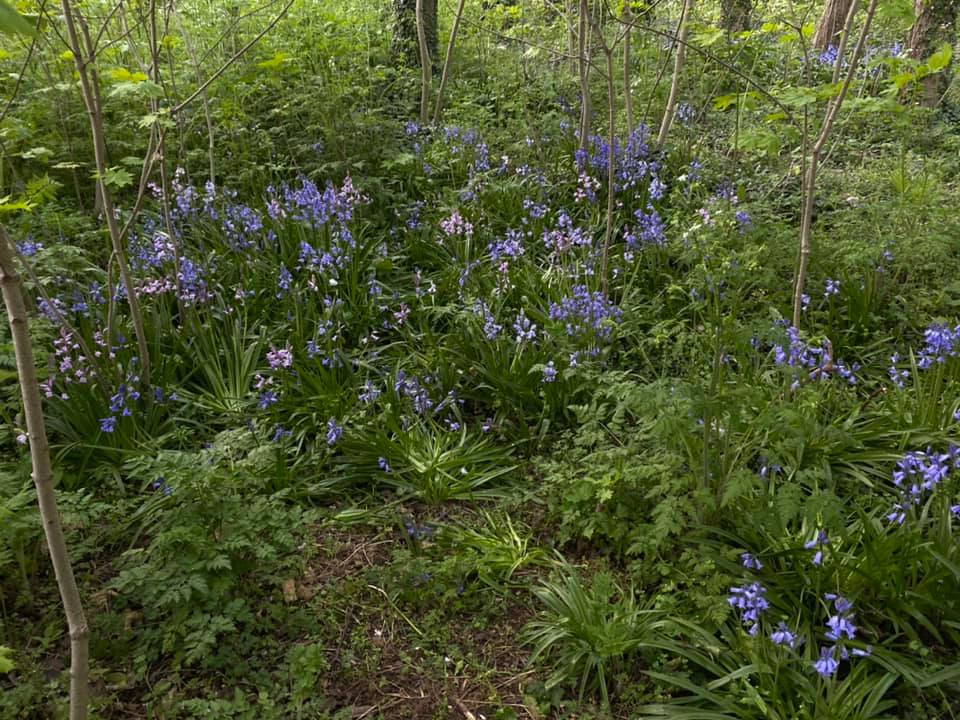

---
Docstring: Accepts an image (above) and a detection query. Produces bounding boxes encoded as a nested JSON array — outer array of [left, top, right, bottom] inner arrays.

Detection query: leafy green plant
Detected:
[[524, 559, 665, 709], [443, 510, 547, 588], [107, 448, 306, 671]]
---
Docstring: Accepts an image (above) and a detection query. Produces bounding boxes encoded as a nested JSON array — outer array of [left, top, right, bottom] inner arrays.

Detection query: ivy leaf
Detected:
[[0, 0, 36, 37]]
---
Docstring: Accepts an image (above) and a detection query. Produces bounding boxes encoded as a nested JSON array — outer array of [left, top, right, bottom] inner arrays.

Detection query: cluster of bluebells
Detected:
[[886, 447, 960, 525], [152, 477, 174, 496], [100, 365, 142, 433], [729, 553, 869, 678], [42, 328, 96, 399], [575, 127, 663, 197], [887, 352, 911, 388], [548, 286, 623, 345], [917, 322, 960, 369], [542, 211, 593, 258], [816, 41, 905, 73], [728, 581, 769, 636], [771, 325, 858, 389], [624, 207, 667, 252], [403, 517, 434, 541], [813, 594, 870, 678], [733, 556, 800, 645]]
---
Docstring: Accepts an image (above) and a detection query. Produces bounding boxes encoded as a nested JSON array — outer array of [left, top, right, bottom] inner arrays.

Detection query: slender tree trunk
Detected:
[[794, 0, 878, 327], [416, 0, 431, 123], [813, 0, 854, 50], [578, 0, 592, 152], [657, 0, 694, 147], [623, 4, 634, 134], [61, 0, 151, 384], [601, 43, 616, 299], [566, 0, 578, 72], [0, 226, 89, 720], [175, 6, 216, 183], [433, 0, 468, 124], [908, 0, 959, 106]]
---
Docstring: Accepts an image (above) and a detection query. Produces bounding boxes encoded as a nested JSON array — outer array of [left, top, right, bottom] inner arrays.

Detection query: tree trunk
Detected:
[[0, 226, 90, 720], [61, 0, 151, 385], [577, 0, 592, 152], [433, 0, 468, 124], [794, 0, 878, 328], [908, 0, 959, 106], [813, 0, 854, 50], [416, 0, 432, 123], [623, 4, 634, 134], [657, 0, 694, 147], [395, 0, 438, 67], [721, 0, 751, 32]]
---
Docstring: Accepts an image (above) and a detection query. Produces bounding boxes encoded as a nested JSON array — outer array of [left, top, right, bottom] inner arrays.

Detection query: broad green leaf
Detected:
[[95, 166, 134, 189], [732, 127, 781, 156], [777, 86, 818, 108], [713, 94, 738, 111], [0, 0, 35, 37], [845, 96, 899, 114], [892, 70, 917, 89], [108, 79, 163, 100], [106, 68, 148, 83], [0, 646, 14, 673], [926, 43, 953, 72], [257, 51, 292, 71]]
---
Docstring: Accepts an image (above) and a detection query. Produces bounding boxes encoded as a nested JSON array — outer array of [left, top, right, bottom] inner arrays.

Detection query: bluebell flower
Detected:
[[100, 416, 118, 433], [326, 418, 343, 446], [378, 457, 391, 472], [542, 361, 557, 384], [676, 102, 695, 125], [805, 529, 829, 565], [17, 238, 43, 256], [824, 279, 840, 298], [814, 645, 839, 677], [513, 310, 537, 345], [771, 622, 798, 648], [728, 582, 769, 635], [824, 594, 857, 641], [258, 390, 278, 409], [740, 552, 763, 570]]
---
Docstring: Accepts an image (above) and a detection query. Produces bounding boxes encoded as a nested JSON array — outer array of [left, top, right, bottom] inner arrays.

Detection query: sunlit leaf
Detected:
[[0, 0, 35, 37]]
